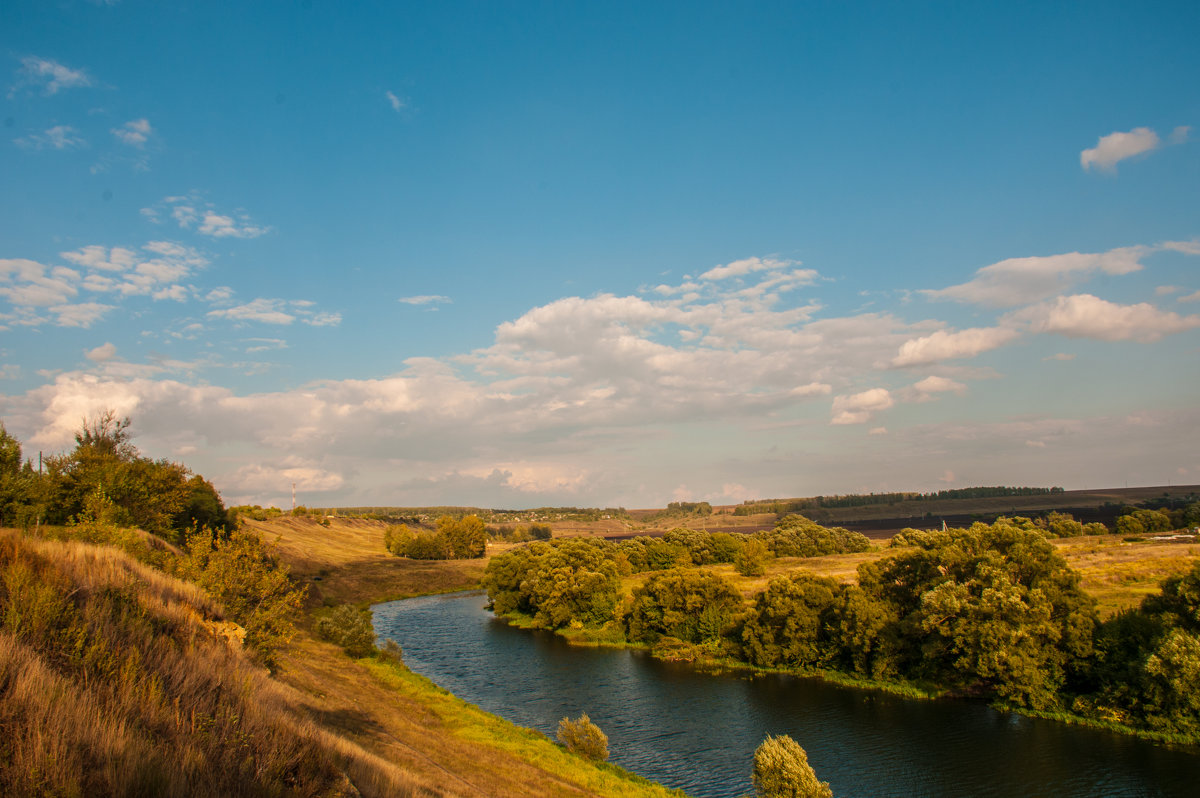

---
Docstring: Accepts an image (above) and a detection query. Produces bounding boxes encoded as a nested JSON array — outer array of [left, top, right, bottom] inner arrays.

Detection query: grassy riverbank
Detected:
[[256, 516, 685, 797]]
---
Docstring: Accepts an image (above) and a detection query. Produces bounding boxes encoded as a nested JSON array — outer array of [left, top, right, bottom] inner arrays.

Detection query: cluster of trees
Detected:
[[1079, 560, 1200, 735], [0, 413, 231, 541], [1034, 511, 1109, 537], [486, 522, 553, 543], [1115, 508, 1176, 536], [384, 515, 488, 559], [484, 515, 1200, 737], [481, 519, 871, 640]]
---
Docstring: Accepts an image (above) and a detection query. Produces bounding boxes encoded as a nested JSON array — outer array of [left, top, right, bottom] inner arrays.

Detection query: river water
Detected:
[[371, 591, 1200, 798]]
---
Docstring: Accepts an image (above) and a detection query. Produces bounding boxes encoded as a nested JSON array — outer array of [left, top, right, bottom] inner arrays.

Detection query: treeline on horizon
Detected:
[[733, 486, 1066, 515], [482, 512, 1200, 741], [268, 505, 632, 524]]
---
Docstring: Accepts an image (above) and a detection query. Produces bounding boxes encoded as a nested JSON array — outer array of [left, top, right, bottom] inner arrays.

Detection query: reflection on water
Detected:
[[372, 591, 1200, 798]]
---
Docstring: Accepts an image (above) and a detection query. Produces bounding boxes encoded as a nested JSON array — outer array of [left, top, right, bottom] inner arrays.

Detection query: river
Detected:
[[371, 591, 1200, 798]]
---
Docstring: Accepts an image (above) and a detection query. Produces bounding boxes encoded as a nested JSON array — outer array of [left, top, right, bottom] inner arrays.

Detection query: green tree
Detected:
[[742, 574, 840, 669], [626, 567, 743, 644], [752, 735, 832, 798], [436, 514, 487, 558], [736, 538, 769, 577], [556, 713, 609, 761], [175, 526, 306, 667]]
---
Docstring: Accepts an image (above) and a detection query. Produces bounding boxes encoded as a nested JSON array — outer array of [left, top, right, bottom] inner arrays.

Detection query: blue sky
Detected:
[[2, 1, 1198, 509]]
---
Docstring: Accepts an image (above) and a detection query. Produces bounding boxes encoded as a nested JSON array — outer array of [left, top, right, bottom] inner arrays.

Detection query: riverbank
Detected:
[[258, 516, 684, 797]]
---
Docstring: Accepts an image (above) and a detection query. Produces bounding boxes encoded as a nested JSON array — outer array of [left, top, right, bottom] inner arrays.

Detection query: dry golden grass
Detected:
[[252, 517, 681, 797], [1053, 535, 1200, 617], [245, 516, 486, 607], [0, 528, 425, 797]]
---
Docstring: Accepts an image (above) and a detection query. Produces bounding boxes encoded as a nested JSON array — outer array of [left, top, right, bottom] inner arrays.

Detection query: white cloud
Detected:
[[15, 125, 87, 150], [906, 376, 967, 402], [11, 57, 93, 96], [1169, 126, 1190, 145], [892, 327, 1019, 367], [461, 462, 590, 494], [1044, 353, 1075, 362], [208, 299, 296, 325], [145, 195, 270, 239], [51, 302, 113, 328], [244, 338, 288, 353], [698, 257, 816, 286], [111, 118, 153, 148], [0, 242, 212, 328], [1179, 290, 1200, 304], [206, 297, 341, 327], [1009, 294, 1200, 342], [385, 90, 405, 112], [1081, 127, 1160, 171], [232, 460, 345, 494], [86, 342, 117, 362], [831, 388, 894, 425], [398, 295, 452, 306], [869, 427, 888, 436], [923, 245, 1154, 307]]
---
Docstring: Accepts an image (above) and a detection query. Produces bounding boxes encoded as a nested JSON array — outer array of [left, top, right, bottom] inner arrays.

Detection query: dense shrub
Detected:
[[385, 515, 487, 559], [557, 713, 609, 761], [174, 526, 306, 668], [752, 735, 831, 798], [315, 605, 377, 658], [626, 568, 743, 645], [755, 515, 870, 558]]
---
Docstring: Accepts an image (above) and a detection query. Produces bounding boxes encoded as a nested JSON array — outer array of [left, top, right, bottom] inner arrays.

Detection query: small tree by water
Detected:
[[557, 713, 609, 761], [753, 734, 832, 798]]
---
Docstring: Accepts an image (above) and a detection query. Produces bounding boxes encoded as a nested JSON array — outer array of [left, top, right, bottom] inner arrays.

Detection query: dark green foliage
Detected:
[[1080, 560, 1200, 734], [754, 514, 870, 558], [742, 574, 840, 669], [315, 605, 377, 658], [859, 519, 1097, 709], [1116, 509, 1173, 536], [626, 568, 743, 644], [481, 538, 621, 630], [174, 475, 232, 532], [174, 526, 306, 668]]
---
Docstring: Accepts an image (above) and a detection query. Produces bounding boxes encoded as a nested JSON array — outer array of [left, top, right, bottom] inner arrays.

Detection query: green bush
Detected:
[[315, 605, 377, 658], [556, 713, 609, 761], [752, 734, 832, 798]]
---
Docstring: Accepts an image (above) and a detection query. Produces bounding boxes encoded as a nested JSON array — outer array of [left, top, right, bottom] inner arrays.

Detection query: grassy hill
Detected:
[[0, 522, 684, 797]]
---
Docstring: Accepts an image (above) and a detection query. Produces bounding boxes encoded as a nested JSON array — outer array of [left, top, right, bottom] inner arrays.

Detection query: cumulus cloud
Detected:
[[905, 376, 967, 402], [10, 57, 93, 96], [86, 342, 117, 362], [385, 90, 405, 111], [1008, 294, 1200, 342], [892, 327, 1019, 367], [111, 118, 153, 148], [831, 388, 894, 425], [923, 245, 1158, 307]]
